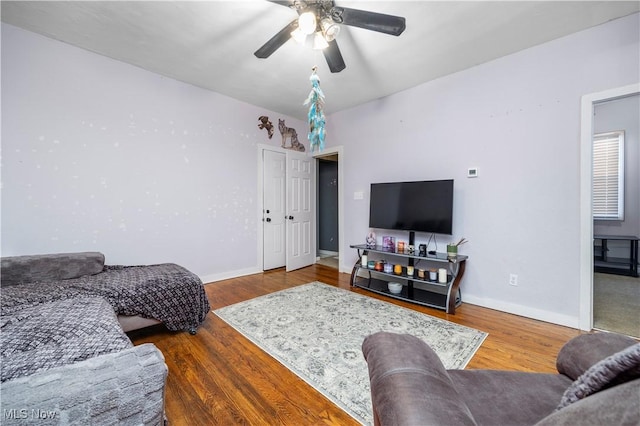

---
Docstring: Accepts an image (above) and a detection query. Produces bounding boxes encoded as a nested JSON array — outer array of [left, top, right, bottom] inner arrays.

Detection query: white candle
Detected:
[[438, 268, 447, 283], [406, 265, 414, 276], [361, 254, 368, 267], [429, 269, 437, 281]]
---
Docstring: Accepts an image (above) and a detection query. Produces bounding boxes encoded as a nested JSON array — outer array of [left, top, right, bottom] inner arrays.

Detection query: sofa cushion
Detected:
[[448, 370, 572, 426], [0, 343, 167, 426], [556, 332, 637, 380], [556, 342, 640, 410], [1, 296, 132, 382], [1, 252, 105, 286], [536, 379, 640, 425]]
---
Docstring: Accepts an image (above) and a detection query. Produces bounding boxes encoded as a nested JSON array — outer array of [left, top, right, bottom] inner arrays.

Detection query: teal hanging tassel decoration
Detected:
[[304, 66, 325, 152]]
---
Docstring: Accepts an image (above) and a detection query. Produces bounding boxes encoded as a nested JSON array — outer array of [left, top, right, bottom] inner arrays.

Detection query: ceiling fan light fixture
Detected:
[[312, 31, 329, 50], [298, 11, 317, 35], [320, 17, 340, 42], [256, 1, 406, 73], [290, 28, 307, 45]]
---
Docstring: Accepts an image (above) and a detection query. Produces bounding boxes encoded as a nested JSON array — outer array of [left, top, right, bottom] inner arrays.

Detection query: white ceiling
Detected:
[[2, 1, 638, 120]]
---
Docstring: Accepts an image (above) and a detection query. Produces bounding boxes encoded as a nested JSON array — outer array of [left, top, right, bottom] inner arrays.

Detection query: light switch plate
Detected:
[[467, 167, 478, 178]]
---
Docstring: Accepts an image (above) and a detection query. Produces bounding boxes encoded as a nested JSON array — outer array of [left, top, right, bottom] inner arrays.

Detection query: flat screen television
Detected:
[[369, 179, 454, 235]]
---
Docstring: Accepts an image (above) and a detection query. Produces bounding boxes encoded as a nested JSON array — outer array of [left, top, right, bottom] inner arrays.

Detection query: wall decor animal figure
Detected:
[[278, 119, 305, 152], [258, 115, 274, 139]]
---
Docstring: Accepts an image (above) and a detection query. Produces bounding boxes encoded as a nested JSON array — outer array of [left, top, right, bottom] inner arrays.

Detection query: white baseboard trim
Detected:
[[339, 265, 351, 274], [463, 294, 580, 329], [200, 266, 262, 285], [200, 268, 581, 329]]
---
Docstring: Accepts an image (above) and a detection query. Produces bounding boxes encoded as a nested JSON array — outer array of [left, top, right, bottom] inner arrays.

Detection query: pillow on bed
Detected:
[[1, 252, 105, 286]]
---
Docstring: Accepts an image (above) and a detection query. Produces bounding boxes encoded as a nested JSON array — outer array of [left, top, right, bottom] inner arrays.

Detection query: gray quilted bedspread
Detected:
[[1, 263, 210, 332], [1, 297, 133, 382]]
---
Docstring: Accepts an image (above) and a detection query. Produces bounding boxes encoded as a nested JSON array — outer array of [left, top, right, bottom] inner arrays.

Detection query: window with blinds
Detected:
[[593, 131, 625, 220]]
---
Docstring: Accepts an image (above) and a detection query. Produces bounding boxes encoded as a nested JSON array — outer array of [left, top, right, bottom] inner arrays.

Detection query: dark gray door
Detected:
[[318, 159, 338, 252]]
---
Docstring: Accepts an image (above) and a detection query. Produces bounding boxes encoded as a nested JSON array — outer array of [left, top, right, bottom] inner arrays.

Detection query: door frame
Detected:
[[313, 146, 345, 272], [578, 83, 639, 331]]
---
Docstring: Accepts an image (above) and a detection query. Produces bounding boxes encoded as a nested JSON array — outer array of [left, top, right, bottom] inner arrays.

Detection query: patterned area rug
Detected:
[[214, 282, 487, 425]]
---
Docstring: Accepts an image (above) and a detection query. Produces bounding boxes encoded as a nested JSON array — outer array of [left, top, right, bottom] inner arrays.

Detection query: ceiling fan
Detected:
[[254, 0, 406, 73]]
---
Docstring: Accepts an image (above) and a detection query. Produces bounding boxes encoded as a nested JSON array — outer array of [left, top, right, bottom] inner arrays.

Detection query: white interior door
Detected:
[[263, 150, 286, 270], [286, 150, 316, 271]]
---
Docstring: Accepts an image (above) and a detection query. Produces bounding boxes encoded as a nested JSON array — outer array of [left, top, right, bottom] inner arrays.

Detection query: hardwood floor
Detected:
[[129, 264, 582, 425]]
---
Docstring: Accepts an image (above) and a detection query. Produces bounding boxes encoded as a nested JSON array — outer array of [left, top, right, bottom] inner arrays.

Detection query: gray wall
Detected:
[[1, 23, 305, 282], [328, 13, 639, 327]]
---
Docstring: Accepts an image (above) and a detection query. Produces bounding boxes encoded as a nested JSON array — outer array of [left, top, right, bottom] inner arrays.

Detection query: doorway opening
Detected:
[[314, 146, 344, 271], [591, 94, 640, 337], [579, 84, 639, 334]]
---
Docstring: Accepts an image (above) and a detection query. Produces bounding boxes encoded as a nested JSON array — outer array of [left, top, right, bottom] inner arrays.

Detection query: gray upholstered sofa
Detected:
[[362, 331, 639, 426], [0, 252, 211, 425]]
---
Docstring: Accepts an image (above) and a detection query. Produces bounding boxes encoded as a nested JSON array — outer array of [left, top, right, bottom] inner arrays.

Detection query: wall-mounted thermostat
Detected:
[[467, 167, 478, 178]]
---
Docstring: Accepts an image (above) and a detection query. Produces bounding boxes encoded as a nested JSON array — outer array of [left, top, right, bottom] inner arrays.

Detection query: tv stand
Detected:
[[350, 238, 467, 314]]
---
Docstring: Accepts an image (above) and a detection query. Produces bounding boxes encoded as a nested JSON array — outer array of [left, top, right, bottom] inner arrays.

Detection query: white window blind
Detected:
[[592, 131, 624, 220]]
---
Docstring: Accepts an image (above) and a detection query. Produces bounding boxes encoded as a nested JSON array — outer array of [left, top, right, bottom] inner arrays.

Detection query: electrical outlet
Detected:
[[509, 274, 518, 286]]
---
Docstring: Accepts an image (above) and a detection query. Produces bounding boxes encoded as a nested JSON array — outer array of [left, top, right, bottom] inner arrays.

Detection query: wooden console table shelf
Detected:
[[350, 244, 467, 314]]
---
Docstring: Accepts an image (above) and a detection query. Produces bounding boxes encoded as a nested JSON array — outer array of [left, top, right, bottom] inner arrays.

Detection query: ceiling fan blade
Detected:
[[254, 19, 298, 59], [323, 40, 346, 73], [266, 0, 293, 7], [331, 7, 406, 36]]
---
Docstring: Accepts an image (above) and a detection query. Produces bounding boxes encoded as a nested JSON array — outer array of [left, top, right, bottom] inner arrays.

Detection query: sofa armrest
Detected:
[[1, 252, 105, 286], [0, 344, 167, 425], [362, 332, 477, 426], [556, 333, 638, 380]]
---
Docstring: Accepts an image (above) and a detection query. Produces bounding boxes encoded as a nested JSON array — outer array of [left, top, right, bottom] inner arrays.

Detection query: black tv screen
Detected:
[[369, 180, 453, 234]]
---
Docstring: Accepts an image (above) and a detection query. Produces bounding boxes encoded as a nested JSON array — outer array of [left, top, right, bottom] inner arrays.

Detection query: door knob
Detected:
[[289, 216, 294, 220], [266, 218, 271, 222]]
